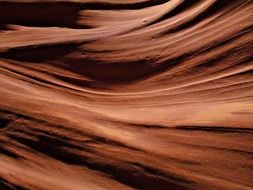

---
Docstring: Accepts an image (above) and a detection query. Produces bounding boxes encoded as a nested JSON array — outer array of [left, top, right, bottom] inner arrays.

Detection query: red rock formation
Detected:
[[0, 0, 252, 189]]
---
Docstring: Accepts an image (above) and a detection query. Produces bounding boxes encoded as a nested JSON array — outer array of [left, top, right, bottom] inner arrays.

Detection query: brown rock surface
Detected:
[[0, 0, 253, 189]]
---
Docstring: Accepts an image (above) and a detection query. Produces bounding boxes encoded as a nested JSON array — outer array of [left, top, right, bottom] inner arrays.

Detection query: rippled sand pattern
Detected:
[[0, 0, 253, 190]]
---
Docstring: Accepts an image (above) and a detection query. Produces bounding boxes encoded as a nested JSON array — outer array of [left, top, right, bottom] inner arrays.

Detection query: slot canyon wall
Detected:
[[0, 0, 253, 190]]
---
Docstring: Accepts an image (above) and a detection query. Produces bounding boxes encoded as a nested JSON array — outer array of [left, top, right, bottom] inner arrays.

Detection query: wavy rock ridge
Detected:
[[0, 0, 253, 190]]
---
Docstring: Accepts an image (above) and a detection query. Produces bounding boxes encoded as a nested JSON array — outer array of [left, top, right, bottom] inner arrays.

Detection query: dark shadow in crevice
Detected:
[[0, 0, 171, 29], [0, 119, 10, 129], [0, 177, 27, 190], [175, 126, 253, 133], [0, 2, 88, 29], [0, 146, 21, 159], [0, 44, 79, 63]]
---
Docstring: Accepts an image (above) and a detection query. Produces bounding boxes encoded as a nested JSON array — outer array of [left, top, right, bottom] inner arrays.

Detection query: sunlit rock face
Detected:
[[0, 0, 252, 190]]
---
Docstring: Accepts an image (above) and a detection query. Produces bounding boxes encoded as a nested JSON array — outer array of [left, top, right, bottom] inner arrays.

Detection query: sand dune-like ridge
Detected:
[[0, 0, 253, 190]]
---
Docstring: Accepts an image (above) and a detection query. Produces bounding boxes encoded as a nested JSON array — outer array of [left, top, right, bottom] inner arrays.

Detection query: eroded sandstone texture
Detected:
[[0, 0, 253, 190]]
